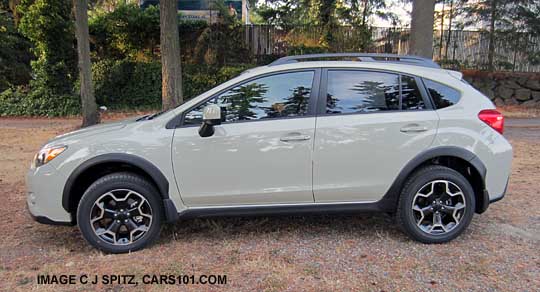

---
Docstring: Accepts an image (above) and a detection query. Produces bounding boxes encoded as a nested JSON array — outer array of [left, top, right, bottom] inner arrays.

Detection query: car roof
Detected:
[[243, 61, 461, 82]]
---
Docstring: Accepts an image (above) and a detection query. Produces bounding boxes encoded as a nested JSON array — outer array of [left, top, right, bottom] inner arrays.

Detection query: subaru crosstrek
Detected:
[[26, 53, 512, 253]]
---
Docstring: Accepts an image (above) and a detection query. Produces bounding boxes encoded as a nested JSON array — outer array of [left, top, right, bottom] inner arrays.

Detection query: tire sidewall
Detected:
[[77, 174, 162, 253], [400, 167, 476, 243]]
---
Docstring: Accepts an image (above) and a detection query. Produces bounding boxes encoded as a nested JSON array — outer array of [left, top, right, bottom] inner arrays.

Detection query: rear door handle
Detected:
[[400, 124, 428, 133], [280, 133, 311, 142]]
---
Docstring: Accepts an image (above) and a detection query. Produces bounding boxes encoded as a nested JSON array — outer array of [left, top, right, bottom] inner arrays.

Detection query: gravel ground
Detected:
[[0, 116, 539, 291]]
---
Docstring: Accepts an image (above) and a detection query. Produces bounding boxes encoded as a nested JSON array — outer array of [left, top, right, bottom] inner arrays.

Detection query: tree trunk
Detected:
[[444, 0, 454, 59], [73, 0, 99, 127], [487, 0, 498, 71], [409, 0, 436, 58], [438, 0, 445, 60], [361, 0, 370, 27], [160, 0, 183, 110], [8, 0, 21, 26]]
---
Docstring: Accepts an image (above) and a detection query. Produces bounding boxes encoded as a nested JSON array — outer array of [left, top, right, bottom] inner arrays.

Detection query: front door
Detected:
[[172, 70, 319, 206]]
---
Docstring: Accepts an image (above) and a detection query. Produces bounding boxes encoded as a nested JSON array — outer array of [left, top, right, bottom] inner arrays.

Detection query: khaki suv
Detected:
[[27, 54, 512, 253]]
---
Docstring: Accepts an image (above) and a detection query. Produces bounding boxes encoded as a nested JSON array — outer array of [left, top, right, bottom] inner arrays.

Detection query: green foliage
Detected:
[[287, 44, 328, 55], [0, 60, 252, 115], [0, 8, 33, 92], [91, 59, 252, 110], [92, 59, 162, 109], [0, 86, 79, 116], [183, 63, 254, 99], [462, 0, 540, 70], [89, 3, 207, 61], [2, 0, 79, 116], [18, 0, 77, 95], [254, 0, 394, 27], [89, 4, 160, 60], [193, 0, 251, 65]]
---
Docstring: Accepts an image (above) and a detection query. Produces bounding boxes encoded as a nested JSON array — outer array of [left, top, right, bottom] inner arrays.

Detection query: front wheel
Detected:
[[396, 165, 475, 243], [77, 172, 163, 253]]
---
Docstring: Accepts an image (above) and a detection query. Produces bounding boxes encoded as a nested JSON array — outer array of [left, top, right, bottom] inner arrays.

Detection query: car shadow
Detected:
[[23, 212, 406, 255], [159, 212, 406, 245]]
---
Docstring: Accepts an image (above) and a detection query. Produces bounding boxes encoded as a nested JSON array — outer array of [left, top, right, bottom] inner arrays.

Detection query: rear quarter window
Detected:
[[423, 79, 461, 109]]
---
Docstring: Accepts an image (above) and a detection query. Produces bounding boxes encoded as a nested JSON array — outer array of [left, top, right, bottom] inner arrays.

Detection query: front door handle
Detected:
[[280, 133, 311, 142], [400, 124, 428, 133]]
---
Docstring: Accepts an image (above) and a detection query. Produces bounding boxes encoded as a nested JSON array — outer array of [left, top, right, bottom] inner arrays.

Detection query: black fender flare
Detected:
[[376, 146, 487, 212], [62, 153, 179, 222]]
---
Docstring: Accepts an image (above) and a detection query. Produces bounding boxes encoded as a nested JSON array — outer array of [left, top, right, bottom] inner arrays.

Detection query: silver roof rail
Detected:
[[269, 53, 440, 68]]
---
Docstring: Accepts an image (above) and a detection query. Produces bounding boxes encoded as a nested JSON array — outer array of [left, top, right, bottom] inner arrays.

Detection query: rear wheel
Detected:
[[77, 172, 162, 253], [396, 165, 475, 243]]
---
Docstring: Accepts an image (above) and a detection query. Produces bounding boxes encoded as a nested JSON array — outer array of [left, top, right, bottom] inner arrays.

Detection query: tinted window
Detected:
[[424, 79, 461, 109], [401, 75, 426, 110], [183, 71, 314, 125], [326, 71, 400, 114]]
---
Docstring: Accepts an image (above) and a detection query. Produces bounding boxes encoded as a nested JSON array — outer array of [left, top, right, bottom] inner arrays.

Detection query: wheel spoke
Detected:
[[103, 208, 117, 218], [108, 220, 121, 233], [124, 218, 139, 231]]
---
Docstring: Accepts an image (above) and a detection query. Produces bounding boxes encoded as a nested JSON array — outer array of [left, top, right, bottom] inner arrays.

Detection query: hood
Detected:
[[46, 117, 138, 145]]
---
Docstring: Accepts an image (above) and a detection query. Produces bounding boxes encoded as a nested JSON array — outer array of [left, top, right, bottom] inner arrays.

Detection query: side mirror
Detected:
[[198, 104, 221, 137]]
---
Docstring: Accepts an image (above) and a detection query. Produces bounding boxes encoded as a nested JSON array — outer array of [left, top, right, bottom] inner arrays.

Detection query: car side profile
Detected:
[[26, 53, 512, 253]]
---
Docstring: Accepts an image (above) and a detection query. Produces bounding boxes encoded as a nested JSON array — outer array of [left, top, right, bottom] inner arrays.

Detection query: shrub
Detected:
[[287, 44, 329, 55], [18, 0, 77, 96], [92, 59, 162, 109], [0, 8, 33, 92], [92, 60, 253, 110], [89, 3, 207, 61], [0, 60, 253, 116], [182, 63, 253, 99], [0, 86, 79, 116]]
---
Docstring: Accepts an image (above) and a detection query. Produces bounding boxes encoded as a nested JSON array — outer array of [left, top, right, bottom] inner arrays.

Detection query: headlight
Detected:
[[32, 146, 67, 168]]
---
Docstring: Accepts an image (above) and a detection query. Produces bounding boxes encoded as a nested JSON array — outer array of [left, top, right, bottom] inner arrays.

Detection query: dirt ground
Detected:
[[0, 116, 539, 291]]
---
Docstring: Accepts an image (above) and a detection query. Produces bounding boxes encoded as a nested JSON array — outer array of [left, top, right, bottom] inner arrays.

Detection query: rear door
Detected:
[[313, 69, 439, 203]]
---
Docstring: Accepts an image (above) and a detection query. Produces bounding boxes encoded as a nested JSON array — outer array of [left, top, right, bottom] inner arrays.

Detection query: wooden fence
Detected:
[[241, 25, 540, 72]]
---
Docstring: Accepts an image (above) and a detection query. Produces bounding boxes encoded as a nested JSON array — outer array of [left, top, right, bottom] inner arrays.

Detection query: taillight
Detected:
[[478, 109, 504, 134]]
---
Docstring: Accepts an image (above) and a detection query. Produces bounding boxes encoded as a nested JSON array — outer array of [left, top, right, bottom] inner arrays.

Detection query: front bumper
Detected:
[[26, 165, 73, 225], [27, 202, 73, 225]]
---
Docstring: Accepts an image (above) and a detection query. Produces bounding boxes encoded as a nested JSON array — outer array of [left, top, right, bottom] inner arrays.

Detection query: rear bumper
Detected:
[[489, 178, 509, 204], [477, 178, 508, 214]]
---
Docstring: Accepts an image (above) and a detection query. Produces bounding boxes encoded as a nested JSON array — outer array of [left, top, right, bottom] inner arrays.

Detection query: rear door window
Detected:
[[325, 70, 428, 114], [326, 71, 400, 114]]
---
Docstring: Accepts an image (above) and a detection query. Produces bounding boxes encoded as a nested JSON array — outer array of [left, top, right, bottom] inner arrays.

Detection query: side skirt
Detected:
[[176, 201, 394, 220]]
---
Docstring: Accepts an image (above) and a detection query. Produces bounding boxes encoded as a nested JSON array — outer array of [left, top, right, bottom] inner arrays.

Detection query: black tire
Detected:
[[396, 165, 475, 243], [77, 172, 163, 253]]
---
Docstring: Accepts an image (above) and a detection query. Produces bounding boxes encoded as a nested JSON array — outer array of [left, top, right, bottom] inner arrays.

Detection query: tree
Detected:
[[409, 0, 436, 58], [193, 0, 249, 66], [463, 0, 533, 70], [0, 3, 32, 92], [339, 0, 393, 27], [159, 0, 182, 110], [19, 0, 78, 96], [74, 0, 99, 126]]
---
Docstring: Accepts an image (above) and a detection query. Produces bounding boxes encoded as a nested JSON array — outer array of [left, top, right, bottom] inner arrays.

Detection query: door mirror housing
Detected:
[[199, 104, 222, 137]]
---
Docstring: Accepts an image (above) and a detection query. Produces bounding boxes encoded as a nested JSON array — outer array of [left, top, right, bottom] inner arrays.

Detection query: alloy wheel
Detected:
[[411, 180, 466, 235], [89, 189, 153, 245]]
